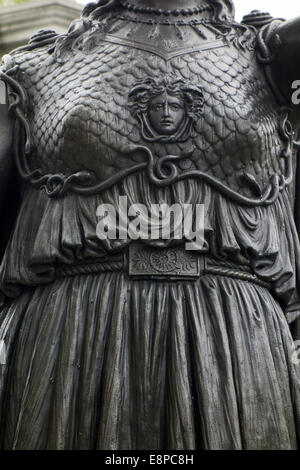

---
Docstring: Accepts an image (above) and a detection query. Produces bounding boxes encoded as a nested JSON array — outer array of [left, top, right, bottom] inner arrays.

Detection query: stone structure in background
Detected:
[[0, 0, 81, 56]]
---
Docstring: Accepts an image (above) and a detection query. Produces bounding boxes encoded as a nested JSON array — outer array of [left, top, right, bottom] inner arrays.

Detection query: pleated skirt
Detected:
[[0, 272, 299, 450]]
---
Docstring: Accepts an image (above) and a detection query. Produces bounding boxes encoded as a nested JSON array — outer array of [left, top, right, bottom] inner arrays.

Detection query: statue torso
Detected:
[[0, 13, 299, 299], [8, 15, 287, 197]]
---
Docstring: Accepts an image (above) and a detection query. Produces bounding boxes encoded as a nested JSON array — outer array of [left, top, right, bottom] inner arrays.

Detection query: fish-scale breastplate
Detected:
[[10, 30, 285, 197]]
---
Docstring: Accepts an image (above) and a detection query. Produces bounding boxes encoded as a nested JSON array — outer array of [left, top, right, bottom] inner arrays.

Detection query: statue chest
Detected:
[[22, 39, 284, 192]]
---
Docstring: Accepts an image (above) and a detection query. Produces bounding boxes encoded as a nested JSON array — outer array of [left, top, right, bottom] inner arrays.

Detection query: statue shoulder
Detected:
[[2, 29, 62, 71], [0, 29, 63, 93], [10, 29, 59, 56], [241, 10, 281, 30], [249, 13, 300, 125]]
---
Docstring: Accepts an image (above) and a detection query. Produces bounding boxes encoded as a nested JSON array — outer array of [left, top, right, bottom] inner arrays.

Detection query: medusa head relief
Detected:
[[128, 78, 204, 143]]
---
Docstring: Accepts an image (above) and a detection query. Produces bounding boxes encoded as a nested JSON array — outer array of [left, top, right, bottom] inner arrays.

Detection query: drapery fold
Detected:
[[0, 174, 299, 312], [0, 273, 299, 449]]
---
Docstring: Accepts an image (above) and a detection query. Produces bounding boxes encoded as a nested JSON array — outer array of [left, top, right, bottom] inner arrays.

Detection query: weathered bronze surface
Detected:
[[0, 0, 299, 450]]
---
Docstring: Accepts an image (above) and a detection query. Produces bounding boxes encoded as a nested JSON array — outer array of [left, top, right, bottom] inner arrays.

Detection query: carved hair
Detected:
[[82, 0, 119, 20], [129, 78, 204, 119], [82, 0, 235, 21]]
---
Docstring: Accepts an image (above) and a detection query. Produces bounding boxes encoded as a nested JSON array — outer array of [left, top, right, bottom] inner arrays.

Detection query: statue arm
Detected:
[[0, 79, 16, 258], [265, 17, 300, 124], [0, 79, 14, 204], [257, 19, 300, 334]]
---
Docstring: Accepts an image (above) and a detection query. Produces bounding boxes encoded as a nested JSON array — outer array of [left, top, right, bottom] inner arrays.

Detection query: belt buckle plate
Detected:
[[128, 242, 201, 280]]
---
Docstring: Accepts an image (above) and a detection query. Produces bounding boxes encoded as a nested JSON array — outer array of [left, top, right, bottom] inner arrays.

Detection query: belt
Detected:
[[56, 242, 270, 289]]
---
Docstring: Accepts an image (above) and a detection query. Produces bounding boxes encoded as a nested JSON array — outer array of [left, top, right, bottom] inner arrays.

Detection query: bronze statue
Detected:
[[0, 0, 299, 450]]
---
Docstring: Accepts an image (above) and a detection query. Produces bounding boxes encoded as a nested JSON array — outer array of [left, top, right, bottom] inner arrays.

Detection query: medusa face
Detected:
[[147, 92, 186, 136], [129, 77, 204, 142]]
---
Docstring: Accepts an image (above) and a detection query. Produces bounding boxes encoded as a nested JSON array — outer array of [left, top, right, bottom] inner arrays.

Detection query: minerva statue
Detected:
[[0, 0, 299, 450]]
